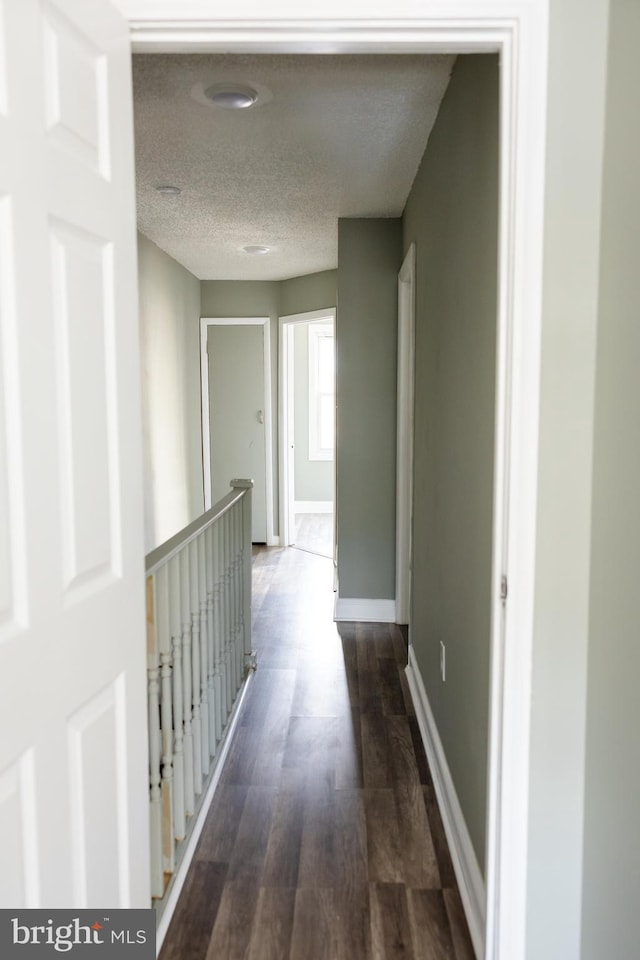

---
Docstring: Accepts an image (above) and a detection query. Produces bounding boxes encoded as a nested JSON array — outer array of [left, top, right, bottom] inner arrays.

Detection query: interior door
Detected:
[[0, 0, 149, 907], [208, 323, 267, 542]]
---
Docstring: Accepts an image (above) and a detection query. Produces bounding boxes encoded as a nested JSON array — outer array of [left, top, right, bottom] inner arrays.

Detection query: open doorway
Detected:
[[130, 14, 550, 960], [279, 308, 336, 559]]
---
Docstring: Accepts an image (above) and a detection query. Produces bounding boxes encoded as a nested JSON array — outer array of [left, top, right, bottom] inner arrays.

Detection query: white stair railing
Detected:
[[145, 479, 255, 901]]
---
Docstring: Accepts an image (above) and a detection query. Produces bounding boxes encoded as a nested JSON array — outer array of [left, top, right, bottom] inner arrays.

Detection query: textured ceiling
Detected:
[[132, 54, 454, 281]]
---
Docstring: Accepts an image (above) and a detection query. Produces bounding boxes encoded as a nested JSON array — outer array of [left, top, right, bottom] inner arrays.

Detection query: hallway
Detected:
[[159, 545, 474, 960]]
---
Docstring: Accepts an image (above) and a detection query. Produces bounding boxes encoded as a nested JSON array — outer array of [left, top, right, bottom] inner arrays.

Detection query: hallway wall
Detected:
[[137, 232, 203, 552], [581, 1, 640, 956], [336, 218, 402, 603], [281, 269, 337, 318], [402, 54, 499, 871]]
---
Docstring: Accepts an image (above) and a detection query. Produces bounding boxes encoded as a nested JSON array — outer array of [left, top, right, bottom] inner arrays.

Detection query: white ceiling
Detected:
[[132, 54, 454, 281]]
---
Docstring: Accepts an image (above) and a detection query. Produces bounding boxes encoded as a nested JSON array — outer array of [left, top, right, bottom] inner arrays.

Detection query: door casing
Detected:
[[395, 242, 416, 628], [126, 4, 550, 959], [278, 308, 336, 551]]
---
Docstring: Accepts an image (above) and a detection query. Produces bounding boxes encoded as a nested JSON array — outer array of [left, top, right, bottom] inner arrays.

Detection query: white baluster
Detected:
[[213, 518, 227, 727], [206, 524, 219, 749], [197, 533, 210, 774], [232, 502, 241, 695], [223, 509, 233, 717], [146, 574, 163, 899], [235, 500, 244, 687], [230, 505, 240, 699], [226, 507, 236, 700], [148, 663, 163, 898], [189, 540, 203, 796], [196, 531, 211, 777], [156, 564, 174, 874], [169, 557, 185, 840], [232, 480, 255, 674], [180, 550, 195, 816]]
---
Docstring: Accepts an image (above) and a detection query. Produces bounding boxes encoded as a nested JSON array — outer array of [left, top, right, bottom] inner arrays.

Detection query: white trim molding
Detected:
[[396, 242, 416, 627], [334, 596, 396, 623], [279, 308, 336, 548], [199, 316, 276, 545], [294, 500, 333, 514], [130, 8, 550, 960], [406, 646, 485, 959]]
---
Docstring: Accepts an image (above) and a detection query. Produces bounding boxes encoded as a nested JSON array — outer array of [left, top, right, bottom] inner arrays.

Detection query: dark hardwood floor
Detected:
[[159, 545, 475, 960]]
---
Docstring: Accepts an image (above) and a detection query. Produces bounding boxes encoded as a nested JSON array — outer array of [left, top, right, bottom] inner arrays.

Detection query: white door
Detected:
[[0, 0, 149, 909], [208, 323, 268, 541]]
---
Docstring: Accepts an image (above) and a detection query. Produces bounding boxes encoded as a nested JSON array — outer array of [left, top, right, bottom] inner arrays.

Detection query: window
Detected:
[[308, 322, 334, 460]]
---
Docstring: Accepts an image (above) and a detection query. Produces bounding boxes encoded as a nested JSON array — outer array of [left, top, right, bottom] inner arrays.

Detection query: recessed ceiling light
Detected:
[[242, 245, 271, 255], [204, 84, 259, 110], [191, 80, 272, 112], [155, 185, 181, 196]]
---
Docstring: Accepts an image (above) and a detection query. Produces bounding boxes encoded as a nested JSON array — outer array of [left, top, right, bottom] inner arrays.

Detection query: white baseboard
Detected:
[[294, 500, 333, 514], [334, 596, 396, 622], [155, 672, 254, 954], [405, 646, 485, 960], [266, 534, 280, 546]]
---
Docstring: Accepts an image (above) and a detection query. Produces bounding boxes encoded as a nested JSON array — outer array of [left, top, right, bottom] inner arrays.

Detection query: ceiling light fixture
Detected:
[[191, 80, 272, 112], [155, 185, 181, 196], [204, 84, 259, 110], [242, 245, 271, 255]]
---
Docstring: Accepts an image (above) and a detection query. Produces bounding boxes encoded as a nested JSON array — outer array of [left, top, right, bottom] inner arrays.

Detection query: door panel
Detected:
[[208, 324, 267, 541], [0, 0, 149, 908]]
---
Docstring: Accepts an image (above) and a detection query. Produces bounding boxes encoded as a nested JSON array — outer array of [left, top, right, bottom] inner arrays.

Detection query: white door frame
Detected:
[[128, 6, 549, 960], [200, 316, 275, 544], [278, 308, 336, 548], [395, 243, 416, 627]]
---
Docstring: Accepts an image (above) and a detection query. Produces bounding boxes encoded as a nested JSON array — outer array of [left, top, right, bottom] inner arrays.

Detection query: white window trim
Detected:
[[308, 322, 334, 461]]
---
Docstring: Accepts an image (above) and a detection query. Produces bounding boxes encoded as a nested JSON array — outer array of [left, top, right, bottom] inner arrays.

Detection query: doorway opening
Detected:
[[130, 10, 550, 960], [279, 308, 336, 560]]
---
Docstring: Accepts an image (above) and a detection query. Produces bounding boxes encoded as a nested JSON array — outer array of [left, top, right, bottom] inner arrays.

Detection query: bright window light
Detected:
[[308, 322, 334, 461]]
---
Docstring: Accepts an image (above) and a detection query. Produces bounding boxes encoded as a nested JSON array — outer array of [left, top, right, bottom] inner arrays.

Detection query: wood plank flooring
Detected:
[[160, 545, 475, 960], [293, 513, 334, 559]]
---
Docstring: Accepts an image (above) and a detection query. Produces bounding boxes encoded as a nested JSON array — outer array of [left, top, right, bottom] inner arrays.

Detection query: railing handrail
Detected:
[[145, 479, 253, 575]]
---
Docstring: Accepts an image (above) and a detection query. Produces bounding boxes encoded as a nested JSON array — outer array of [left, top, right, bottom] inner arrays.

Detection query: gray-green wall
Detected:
[[336, 218, 402, 600], [402, 54, 499, 871], [281, 270, 337, 318], [581, 2, 640, 957], [137, 232, 203, 552]]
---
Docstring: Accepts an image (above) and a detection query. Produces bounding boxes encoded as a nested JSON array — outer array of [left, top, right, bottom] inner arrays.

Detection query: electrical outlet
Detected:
[[440, 641, 446, 682]]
